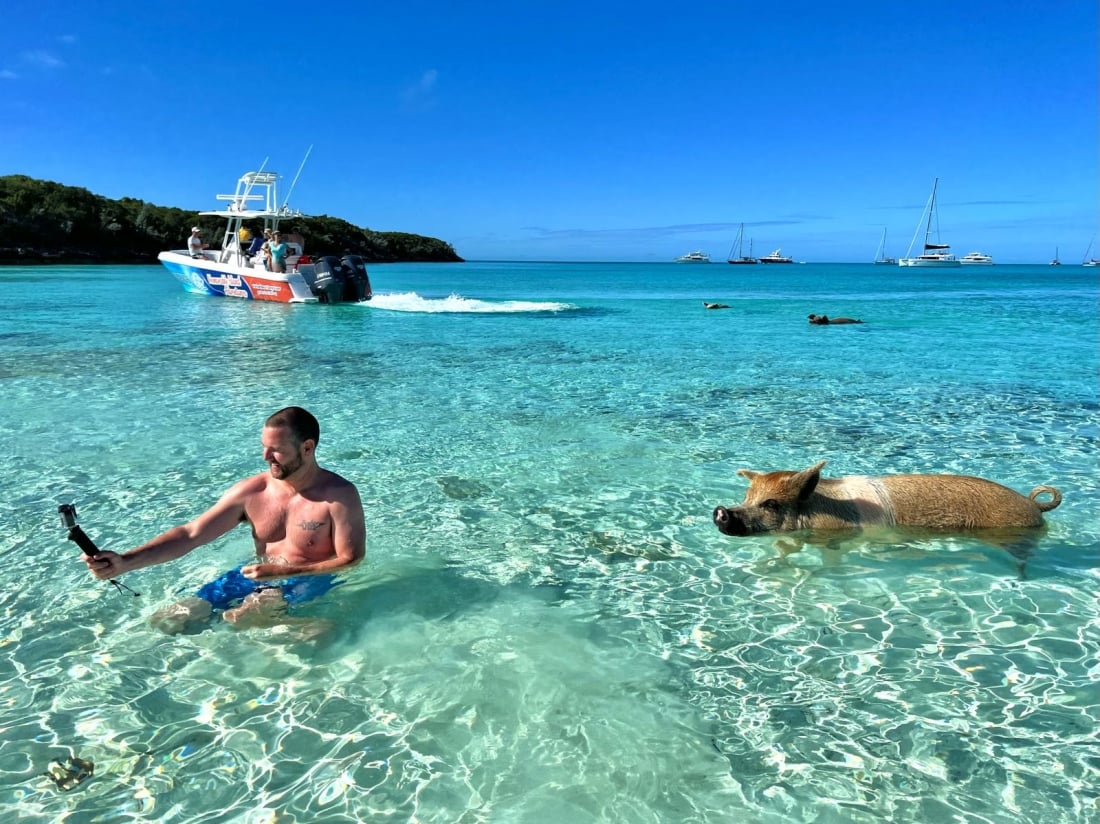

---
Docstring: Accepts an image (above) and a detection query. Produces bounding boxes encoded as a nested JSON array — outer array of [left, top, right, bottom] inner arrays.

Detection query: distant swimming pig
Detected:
[[712, 461, 1061, 537]]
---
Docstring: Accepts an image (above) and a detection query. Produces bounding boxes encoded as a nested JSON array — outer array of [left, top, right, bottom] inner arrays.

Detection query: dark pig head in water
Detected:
[[713, 461, 1062, 536]]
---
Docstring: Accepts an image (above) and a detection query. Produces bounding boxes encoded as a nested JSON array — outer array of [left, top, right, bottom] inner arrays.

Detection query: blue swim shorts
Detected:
[[193, 565, 343, 611]]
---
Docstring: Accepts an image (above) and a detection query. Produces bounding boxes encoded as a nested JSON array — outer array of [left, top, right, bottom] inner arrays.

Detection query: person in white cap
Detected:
[[188, 226, 208, 258]]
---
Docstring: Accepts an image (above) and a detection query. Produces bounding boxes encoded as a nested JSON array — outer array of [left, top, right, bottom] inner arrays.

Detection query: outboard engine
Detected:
[[341, 255, 372, 302], [310, 256, 345, 304]]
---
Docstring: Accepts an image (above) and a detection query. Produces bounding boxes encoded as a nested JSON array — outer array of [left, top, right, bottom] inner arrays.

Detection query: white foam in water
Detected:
[[365, 291, 575, 313]]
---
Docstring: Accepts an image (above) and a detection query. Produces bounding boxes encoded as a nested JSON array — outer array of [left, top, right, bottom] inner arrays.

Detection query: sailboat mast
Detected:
[[905, 178, 939, 258], [924, 178, 939, 249]]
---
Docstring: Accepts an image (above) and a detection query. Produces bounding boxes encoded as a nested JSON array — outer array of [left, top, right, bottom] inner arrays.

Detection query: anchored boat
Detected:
[[873, 226, 896, 265], [157, 167, 371, 304], [675, 250, 711, 263], [758, 248, 794, 264], [726, 223, 758, 264], [960, 251, 994, 265], [899, 178, 959, 267]]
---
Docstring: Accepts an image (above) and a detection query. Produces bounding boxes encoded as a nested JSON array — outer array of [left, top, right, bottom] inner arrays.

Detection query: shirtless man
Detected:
[[84, 407, 365, 633]]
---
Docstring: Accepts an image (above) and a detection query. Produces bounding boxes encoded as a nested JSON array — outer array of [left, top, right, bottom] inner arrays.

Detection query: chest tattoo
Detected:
[[297, 520, 325, 531]]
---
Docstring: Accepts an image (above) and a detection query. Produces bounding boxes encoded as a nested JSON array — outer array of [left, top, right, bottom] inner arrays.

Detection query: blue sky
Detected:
[[2, 1, 1096, 263]]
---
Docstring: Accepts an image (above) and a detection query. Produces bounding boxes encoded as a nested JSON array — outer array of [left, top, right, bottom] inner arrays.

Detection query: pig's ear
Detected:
[[791, 461, 826, 500], [736, 469, 758, 480]]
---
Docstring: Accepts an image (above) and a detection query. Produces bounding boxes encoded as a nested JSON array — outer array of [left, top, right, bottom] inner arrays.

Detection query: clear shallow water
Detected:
[[0, 261, 1097, 823]]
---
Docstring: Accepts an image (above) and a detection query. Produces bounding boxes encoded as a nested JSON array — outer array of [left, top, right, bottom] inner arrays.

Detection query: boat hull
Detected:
[[898, 257, 960, 267], [158, 251, 318, 303]]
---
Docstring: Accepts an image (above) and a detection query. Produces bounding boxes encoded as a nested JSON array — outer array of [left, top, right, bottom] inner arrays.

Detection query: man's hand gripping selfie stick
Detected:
[[60, 504, 139, 597]]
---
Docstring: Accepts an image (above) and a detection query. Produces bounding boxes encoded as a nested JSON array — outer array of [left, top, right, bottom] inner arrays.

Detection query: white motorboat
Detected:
[[758, 248, 794, 264], [676, 251, 711, 263], [960, 251, 994, 265], [157, 165, 371, 304], [899, 178, 960, 267]]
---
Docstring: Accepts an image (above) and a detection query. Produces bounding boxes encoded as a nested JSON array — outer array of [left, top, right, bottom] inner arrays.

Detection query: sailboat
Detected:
[[873, 226, 896, 265], [726, 223, 758, 264], [1082, 237, 1098, 267], [1050, 247, 1061, 266], [898, 178, 960, 267]]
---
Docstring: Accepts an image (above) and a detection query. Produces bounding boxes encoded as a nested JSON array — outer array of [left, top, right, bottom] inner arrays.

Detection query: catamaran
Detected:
[[899, 178, 960, 267], [157, 156, 372, 303]]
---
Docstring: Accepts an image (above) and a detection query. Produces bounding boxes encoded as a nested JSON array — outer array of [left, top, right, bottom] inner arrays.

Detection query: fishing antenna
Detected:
[[281, 145, 313, 210]]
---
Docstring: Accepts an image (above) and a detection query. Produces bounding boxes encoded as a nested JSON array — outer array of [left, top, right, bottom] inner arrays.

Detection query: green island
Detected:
[[0, 175, 464, 265]]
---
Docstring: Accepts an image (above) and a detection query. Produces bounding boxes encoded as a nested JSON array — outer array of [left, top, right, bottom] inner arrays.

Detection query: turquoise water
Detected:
[[1, 261, 1097, 823]]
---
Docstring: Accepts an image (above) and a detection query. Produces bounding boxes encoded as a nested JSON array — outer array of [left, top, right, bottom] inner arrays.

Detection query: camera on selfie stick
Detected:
[[59, 503, 139, 597]]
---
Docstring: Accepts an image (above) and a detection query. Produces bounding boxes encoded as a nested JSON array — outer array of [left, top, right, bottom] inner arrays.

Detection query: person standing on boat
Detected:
[[82, 406, 366, 633], [269, 230, 288, 273], [188, 227, 207, 258], [259, 228, 274, 269], [246, 229, 266, 258]]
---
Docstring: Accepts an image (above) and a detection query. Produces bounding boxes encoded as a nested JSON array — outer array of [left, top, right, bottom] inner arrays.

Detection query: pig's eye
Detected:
[[761, 499, 781, 511]]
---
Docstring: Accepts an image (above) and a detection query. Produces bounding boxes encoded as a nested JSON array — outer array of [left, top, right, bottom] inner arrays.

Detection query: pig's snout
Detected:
[[713, 506, 748, 536]]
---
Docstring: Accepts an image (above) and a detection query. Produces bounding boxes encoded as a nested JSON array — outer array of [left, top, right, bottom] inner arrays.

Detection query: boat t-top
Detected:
[[157, 162, 371, 304]]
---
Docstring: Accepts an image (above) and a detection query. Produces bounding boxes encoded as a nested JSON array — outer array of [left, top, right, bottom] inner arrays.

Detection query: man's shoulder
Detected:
[[230, 472, 272, 495], [320, 467, 359, 491], [317, 468, 362, 503]]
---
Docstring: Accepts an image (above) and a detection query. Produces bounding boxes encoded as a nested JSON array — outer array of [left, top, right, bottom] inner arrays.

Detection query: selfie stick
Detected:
[[59, 504, 139, 597]]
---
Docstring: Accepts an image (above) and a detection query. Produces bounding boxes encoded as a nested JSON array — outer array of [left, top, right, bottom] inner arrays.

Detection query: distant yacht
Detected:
[[758, 248, 794, 264], [676, 250, 711, 263], [726, 224, 758, 264], [1050, 247, 1061, 266], [960, 251, 994, 265], [899, 178, 960, 267], [873, 226, 896, 265], [1082, 237, 1099, 267]]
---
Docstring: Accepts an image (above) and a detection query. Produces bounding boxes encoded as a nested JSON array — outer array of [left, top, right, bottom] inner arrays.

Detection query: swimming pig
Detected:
[[712, 461, 1061, 537]]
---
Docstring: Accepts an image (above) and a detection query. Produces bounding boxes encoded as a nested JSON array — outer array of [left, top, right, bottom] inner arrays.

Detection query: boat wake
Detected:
[[363, 292, 576, 314]]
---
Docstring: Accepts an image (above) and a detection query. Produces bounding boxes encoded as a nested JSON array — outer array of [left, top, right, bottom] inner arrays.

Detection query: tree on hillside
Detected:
[[0, 175, 463, 264]]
